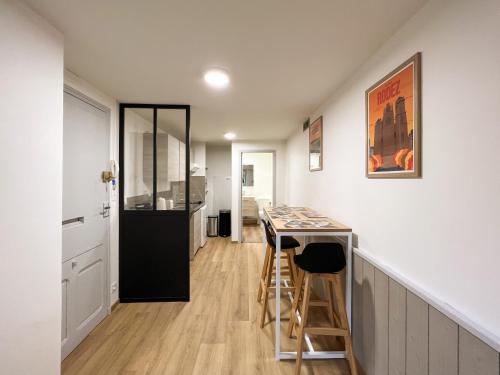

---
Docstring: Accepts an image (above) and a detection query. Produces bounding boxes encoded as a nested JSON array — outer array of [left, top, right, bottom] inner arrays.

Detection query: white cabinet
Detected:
[[191, 142, 206, 176], [179, 141, 186, 181], [189, 207, 206, 259], [168, 134, 179, 184], [193, 209, 201, 251], [157, 134, 169, 192], [200, 205, 207, 247], [190, 209, 202, 260], [167, 135, 187, 183]]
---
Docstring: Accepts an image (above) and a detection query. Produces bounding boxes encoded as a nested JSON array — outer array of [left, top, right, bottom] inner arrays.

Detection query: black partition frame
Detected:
[[119, 103, 190, 302]]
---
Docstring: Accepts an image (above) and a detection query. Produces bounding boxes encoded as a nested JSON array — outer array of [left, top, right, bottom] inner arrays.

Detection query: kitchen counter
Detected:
[[171, 202, 205, 216], [189, 202, 204, 215]]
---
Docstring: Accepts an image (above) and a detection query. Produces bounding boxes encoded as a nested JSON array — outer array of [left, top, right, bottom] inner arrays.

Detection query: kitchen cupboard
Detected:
[[190, 208, 202, 260], [179, 141, 186, 181], [168, 134, 179, 184], [166, 134, 186, 183], [191, 142, 206, 176]]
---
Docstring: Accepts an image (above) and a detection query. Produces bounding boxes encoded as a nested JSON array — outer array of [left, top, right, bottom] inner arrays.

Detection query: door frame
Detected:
[[63, 84, 112, 314], [238, 150, 276, 243]]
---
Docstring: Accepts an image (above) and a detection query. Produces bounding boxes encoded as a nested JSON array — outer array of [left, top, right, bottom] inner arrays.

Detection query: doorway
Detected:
[[61, 88, 110, 359], [240, 151, 275, 243]]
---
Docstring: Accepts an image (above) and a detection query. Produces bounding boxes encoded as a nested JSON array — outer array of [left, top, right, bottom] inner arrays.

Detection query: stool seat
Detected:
[[270, 235, 300, 250], [264, 220, 299, 250], [293, 242, 345, 274]]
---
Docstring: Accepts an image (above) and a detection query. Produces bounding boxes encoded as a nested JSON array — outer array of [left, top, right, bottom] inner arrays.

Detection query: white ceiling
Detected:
[[25, 0, 426, 143]]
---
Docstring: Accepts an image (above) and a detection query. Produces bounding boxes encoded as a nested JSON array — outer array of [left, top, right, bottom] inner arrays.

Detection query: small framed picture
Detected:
[[309, 116, 323, 171], [366, 52, 421, 178]]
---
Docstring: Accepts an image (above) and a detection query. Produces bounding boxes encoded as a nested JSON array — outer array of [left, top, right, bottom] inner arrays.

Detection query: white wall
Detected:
[[242, 152, 274, 210], [0, 1, 64, 373], [232, 141, 286, 241], [206, 145, 232, 216], [286, 0, 500, 340], [64, 71, 121, 307]]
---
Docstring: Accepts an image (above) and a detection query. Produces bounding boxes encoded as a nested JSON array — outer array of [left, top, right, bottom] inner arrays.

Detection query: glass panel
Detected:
[[123, 108, 154, 210], [156, 109, 187, 211]]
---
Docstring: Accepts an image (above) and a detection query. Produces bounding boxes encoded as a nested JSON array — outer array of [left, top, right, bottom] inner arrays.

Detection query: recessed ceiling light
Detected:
[[224, 132, 236, 140], [204, 68, 230, 89]]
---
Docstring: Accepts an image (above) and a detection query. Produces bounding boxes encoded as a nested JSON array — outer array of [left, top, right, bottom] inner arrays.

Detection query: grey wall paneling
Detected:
[[388, 279, 407, 375], [374, 269, 389, 375], [428, 306, 458, 375], [353, 254, 365, 369], [352, 254, 500, 375], [458, 327, 499, 375], [406, 291, 429, 375], [362, 261, 375, 375]]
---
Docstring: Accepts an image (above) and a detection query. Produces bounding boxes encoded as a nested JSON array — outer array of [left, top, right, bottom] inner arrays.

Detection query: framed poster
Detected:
[[366, 52, 421, 178], [309, 116, 323, 171]]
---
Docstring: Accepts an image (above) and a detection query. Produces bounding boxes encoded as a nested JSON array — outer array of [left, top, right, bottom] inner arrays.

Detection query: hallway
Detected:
[[62, 237, 347, 374], [242, 224, 263, 243]]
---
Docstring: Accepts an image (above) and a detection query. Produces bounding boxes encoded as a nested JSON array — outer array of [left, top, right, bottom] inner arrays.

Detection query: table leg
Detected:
[[346, 233, 352, 330], [275, 234, 281, 360]]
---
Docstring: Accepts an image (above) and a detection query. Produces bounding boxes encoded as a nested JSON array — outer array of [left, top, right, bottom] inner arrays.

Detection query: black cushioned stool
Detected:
[[288, 243, 357, 375], [257, 221, 299, 328]]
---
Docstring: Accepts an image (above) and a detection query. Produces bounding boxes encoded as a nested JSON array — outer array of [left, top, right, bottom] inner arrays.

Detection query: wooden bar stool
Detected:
[[288, 243, 357, 375], [257, 220, 299, 328]]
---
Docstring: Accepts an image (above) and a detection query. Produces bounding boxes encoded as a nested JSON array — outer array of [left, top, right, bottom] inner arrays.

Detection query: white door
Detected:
[[61, 90, 109, 359]]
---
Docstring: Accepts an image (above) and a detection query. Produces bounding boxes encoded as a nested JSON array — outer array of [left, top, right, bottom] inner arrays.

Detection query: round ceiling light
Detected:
[[224, 132, 236, 140], [204, 68, 230, 89]]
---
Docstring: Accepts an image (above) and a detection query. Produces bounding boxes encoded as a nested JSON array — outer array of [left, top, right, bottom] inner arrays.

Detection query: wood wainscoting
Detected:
[[352, 253, 500, 375]]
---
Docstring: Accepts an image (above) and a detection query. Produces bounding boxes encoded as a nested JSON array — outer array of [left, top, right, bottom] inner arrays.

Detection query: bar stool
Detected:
[[257, 221, 299, 328], [288, 243, 357, 375]]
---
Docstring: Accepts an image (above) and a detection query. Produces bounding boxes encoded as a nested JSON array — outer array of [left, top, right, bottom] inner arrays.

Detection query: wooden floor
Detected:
[[62, 237, 349, 375], [242, 223, 262, 243]]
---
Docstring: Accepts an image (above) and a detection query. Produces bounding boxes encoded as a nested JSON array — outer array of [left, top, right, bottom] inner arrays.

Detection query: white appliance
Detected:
[[200, 205, 207, 247]]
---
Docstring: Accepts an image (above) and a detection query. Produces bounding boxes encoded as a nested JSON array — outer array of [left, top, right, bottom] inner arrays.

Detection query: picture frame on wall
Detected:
[[366, 52, 421, 178], [309, 116, 323, 171]]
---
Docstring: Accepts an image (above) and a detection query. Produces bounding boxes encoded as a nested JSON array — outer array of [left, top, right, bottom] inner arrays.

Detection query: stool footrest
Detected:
[[304, 326, 347, 337], [309, 300, 329, 307], [266, 287, 296, 292], [260, 280, 295, 292]]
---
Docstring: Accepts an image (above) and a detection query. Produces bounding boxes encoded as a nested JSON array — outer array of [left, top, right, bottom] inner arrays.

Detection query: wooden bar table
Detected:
[[263, 206, 353, 361]]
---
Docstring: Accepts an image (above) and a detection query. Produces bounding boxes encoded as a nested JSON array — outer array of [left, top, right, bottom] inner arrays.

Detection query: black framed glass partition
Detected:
[[122, 107, 188, 211], [119, 103, 190, 302]]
